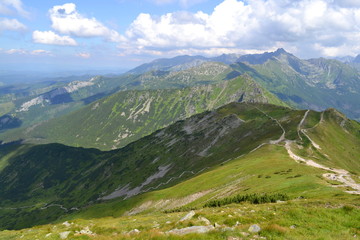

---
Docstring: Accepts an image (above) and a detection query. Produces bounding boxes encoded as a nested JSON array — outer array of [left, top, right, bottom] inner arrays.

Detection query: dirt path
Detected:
[[297, 110, 309, 140], [208, 81, 228, 109], [0, 203, 78, 212], [248, 108, 360, 195], [287, 111, 360, 194], [253, 106, 285, 144]]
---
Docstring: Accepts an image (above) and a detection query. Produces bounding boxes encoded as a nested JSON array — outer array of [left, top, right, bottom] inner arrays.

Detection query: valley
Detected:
[[0, 49, 359, 239]]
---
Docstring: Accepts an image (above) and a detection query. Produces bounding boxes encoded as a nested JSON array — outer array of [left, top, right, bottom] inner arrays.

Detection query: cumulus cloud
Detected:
[[3, 48, 53, 56], [49, 3, 123, 42], [76, 52, 91, 58], [32, 30, 77, 46], [119, 0, 360, 57], [0, 18, 26, 32], [0, 0, 29, 17]]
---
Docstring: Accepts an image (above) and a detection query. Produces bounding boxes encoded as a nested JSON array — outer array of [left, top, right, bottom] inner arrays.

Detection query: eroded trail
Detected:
[[254, 108, 360, 195], [297, 110, 309, 140], [288, 111, 360, 194]]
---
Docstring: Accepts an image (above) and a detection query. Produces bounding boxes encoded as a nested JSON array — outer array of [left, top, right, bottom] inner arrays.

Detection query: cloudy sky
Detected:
[[1, 0, 360, 71]]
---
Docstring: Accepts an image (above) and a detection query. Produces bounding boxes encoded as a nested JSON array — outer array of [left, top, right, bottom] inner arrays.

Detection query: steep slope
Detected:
[[233, 49, 360, 121], [0, 102, 359, 231], [4, 74, 285, 150], [0, 61, 263, 140], [0, 74, 139, 136]]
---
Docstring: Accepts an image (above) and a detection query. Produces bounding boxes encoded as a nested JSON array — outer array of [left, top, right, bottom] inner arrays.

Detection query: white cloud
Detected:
[[119, 0, 360, 57], [3, 48, 53, 56], [32, 30, 77, 46], [31, 49, 53, 56], [0, 0, 29, 17], [76, 52, 91, 58], [5, 48, 26, 54], [49, 3, 123, 42], [0, 18, 26, 32]]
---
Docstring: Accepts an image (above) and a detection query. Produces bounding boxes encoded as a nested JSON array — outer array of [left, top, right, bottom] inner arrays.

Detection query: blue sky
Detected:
[[1, 0, 360, 72]]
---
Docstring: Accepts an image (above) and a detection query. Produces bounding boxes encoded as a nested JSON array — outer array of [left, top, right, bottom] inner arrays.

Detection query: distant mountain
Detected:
[[233, 48, 360, 120], [5, 74, 285, 150], [0, 74, 138, 129], [353, 54, 360, 63], [210, 53, 241, 64], [127, 55, 209, 74], [1, 49, 360, 145], [0, 102, 359, 230], [237, 48, 289, 64], [334, 55, 355, 63], [128, 54, 242, 74]]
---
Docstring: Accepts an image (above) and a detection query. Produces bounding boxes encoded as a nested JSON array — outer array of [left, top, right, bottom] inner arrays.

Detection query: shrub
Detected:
[[203, 193, 290, 208]]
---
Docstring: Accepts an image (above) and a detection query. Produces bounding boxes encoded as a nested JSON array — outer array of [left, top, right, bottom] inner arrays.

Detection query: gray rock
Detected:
[[76, 226, 95, 235], [59, 231, 71, 239], [248, 224, 261, 233], [179, 210, 196, 222], [62, 221, 71, 227], [290, 225, 296, 229], [167, 225, 214, 235], [128, 229, 140, 234]]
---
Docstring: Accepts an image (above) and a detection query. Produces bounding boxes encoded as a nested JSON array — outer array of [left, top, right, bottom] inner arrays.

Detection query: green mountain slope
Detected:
[[0, 61, 268, 141], [0, 102, 359, 231], [3, 74, 285, 150], [0, 74, 139, 132], [1, 50, 360, 143], [234, 49, 360, 121]]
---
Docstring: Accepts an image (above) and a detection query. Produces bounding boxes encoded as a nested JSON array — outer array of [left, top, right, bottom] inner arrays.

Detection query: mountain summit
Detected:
[[237, 48, 291, 64]]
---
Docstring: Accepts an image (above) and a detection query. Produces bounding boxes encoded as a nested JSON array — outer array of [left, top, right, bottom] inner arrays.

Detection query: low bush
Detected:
[[203, 193, 290, 208]]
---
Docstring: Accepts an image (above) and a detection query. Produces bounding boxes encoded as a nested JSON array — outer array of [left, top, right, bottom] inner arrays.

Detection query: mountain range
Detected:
[[0, 49, 359, 239]]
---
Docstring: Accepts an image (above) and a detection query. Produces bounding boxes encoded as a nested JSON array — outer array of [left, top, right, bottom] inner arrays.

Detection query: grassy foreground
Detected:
[[1, 144, 359, 239]]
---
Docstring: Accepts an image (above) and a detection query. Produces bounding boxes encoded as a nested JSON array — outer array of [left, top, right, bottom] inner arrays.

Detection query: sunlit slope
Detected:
[[7, 75, 285, 150], [0, 102, 359, 231]]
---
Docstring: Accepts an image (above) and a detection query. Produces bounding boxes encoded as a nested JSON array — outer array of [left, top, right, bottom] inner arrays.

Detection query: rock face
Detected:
[[167, 225, 215, 235], [59, 231, 71, 239], [179, 210, 196, 222], [248, 224, 261, 233]]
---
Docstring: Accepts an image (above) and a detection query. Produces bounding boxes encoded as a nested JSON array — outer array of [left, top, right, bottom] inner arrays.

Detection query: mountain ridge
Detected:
[[2, 74, 285, 150], [0, 102, 359, 231]]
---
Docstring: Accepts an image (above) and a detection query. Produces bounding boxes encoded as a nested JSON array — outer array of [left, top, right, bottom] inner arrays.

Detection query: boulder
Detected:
[[59, 231, 71, 239], [128, 229, 140, 234], [62, 221, 71, 227], [248, 224, 261, 233], [179, 210, 196, 222], [76, 226, 95, 236], [168, 225, 214, 235]]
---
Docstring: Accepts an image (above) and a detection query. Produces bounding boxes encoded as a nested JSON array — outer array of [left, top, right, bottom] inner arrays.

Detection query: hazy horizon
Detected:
[[2, 0, 360, 72]]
